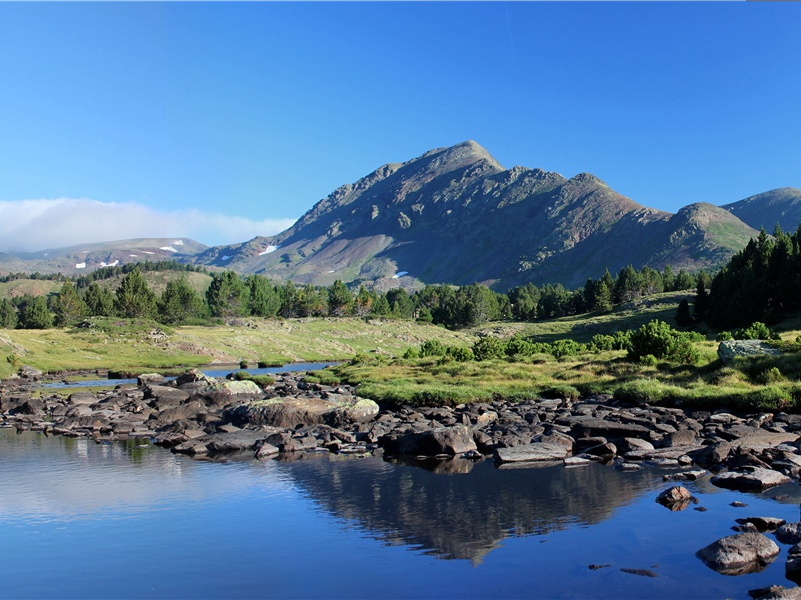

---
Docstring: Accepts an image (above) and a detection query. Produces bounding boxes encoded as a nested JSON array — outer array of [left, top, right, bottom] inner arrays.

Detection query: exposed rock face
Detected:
[[697, 532, 780, 575], [718, 340, 783, 364], [189, 141, 758, 289]]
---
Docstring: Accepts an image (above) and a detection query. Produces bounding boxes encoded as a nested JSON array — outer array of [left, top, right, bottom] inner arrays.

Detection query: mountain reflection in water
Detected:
[[278, 453, 663, 563]]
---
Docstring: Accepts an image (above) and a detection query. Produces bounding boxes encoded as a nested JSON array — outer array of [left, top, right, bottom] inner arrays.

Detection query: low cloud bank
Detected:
[[0, 199, 297, 253]]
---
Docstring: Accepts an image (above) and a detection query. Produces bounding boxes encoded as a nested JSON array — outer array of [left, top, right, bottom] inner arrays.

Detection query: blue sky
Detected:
[[1, 2, 800, 251]]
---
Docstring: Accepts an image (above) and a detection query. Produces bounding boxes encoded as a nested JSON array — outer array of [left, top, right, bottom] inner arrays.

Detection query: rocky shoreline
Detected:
[[5, 365, 801, 596]]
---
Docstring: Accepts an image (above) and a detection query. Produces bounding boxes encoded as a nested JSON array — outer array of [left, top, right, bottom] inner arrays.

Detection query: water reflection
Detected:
[[278, 454, 664, 564], [0, 429, 291, 521]]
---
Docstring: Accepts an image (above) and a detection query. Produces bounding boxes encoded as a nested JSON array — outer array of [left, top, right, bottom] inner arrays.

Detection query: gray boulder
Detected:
[[137, 373, 167, 386], [776, 523, 801, 545], [495, 442, 571, 464], [711, 467, 791, 492], [697, 532, 780, 575], [718, 340, 782, 364], [392, 425, 477, 457], [17, 365, 42, 380]]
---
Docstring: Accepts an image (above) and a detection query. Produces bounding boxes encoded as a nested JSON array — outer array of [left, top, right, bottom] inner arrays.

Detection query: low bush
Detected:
[[627, 320, 700, 364], [419, 339, 447, 357], [472, 336, 506, 361]]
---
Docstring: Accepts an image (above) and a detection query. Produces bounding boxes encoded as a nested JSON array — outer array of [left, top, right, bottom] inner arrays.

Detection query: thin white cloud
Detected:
[[0, 199, 297, 253]]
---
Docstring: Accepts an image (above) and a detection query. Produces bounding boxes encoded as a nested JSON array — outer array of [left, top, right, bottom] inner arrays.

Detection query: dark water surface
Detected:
[[2, 428, 800, 599]]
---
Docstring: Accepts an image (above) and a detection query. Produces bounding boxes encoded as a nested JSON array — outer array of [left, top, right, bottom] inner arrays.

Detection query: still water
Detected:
[[41, 362, 339, 389], [1, 428, 800, 599]]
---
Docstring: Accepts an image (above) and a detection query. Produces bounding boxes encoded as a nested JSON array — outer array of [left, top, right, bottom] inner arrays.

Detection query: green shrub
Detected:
[[540, 384, 580, 401], [627, 320, 700, 364], [472, 336, 506, 361], [445, 346, 474, 362], [590, 334, 615, 352], [403, 347, 420, 359], [505, 337, 536, 358], [716, 331, 733, 342], [548, 339, 587, 359], [239, 360, 249, 369], [735, 322, 773, 341], [639, 354, 658, 367], [257, 360, 283, 368], [744, 386, 792, 411], [755, 366, 785, 385], [613, 378, 671, 405], [419, 339, 447, 357]]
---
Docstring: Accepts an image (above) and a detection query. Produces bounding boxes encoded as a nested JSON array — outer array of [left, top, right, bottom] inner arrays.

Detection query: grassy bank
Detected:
[[0, 317, 472, 378], [325, 346, 801, 412]]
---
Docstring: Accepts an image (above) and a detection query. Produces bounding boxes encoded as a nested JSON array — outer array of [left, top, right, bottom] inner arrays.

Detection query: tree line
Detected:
[[706, 225, 801, 330], [0, 261, 707, 331]]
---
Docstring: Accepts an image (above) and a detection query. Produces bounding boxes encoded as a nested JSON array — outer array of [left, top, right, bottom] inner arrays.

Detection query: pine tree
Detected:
[[54, 281, 87, 326], [327, 280, 353, 316], [159, 277, 204, 324], [206, 271, 249, 318], [676, 298, 693, 326], [353, 285, 373, 317], [693, 279, 709, 322], [114, 267, 157, 318], [0, 298, 17, 329], [83, 283, 114, 317], [247, 275, 281, 318], [21, 296, 53, 329]]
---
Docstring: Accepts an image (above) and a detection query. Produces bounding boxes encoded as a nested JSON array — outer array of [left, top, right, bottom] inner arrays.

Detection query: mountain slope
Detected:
[[193, 141, 759, 288], [722, 188, 801, 233], [0, 238, 208, 276]]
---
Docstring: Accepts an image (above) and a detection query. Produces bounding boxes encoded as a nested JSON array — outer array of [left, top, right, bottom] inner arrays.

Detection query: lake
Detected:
[[1, 428, 800, 599]]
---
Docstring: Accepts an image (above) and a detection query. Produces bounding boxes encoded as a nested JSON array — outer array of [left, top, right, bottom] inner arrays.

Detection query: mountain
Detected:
[[722, 187, 801, 234], [192, 141, 758, 289], [0, 238, 208, 276]]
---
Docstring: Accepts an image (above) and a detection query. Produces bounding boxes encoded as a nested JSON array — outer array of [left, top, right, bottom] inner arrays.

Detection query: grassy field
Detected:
[[2, 289, 801, 414], [0, 317, 472, 378]]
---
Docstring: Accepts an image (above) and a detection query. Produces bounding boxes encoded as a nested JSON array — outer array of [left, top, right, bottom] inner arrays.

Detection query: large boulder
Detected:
[[388, 425, 478, 457], [697, 532, 780, 575], [718, 340, 782, 364], [230, 396, 379, 429], [495, 442, 571, 464], [17, 365, 42, 380], [711, 467, 791, 492]]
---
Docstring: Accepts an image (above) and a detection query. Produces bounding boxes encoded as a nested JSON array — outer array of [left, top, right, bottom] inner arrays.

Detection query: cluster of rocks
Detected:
[[3, 367, 801, 492], [7, 365, 801, 595]]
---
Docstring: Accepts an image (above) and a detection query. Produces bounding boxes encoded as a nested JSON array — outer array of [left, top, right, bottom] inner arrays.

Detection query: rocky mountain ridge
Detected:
[[2, 141, 799, 289]]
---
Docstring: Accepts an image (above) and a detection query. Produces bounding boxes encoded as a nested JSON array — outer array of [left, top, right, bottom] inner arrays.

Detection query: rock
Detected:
[[174, 369, 217, 387], [749, 585, 801, 600], [663, 469, 707, 482], [776, 523, 801, 545], [663, 429, 696, 447], [145, 385, 191, 406], [787, 544, 801, 584], [206, 430, 266, 454], [68, 392, 98, 406], [564, 455, 595, 467], [656, 486, 693, 511], [137, 373, 166, 386], [619, 568, 658, 578], [691, 441, 732, 467], [495, 442, 570, 464], [735, 517, 786, 533], [256, 443, 280, 459], [618, 437, 655, 453], [697, 532, 780, 575], [584, 442, 617, 460], [17, 365, 42, 380], [718, 340, 782, 364], [391, 425, 477, 457], [233, 396, 378, 429], [562, 416, 652, 441], [711, 467, 791, 492]]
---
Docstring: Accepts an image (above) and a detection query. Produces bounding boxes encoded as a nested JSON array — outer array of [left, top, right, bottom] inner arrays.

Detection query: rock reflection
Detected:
[[282, 453, 663, 563]]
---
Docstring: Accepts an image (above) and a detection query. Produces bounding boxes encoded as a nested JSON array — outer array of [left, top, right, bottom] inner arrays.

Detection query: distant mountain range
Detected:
[[2, 141, 800, 289]]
